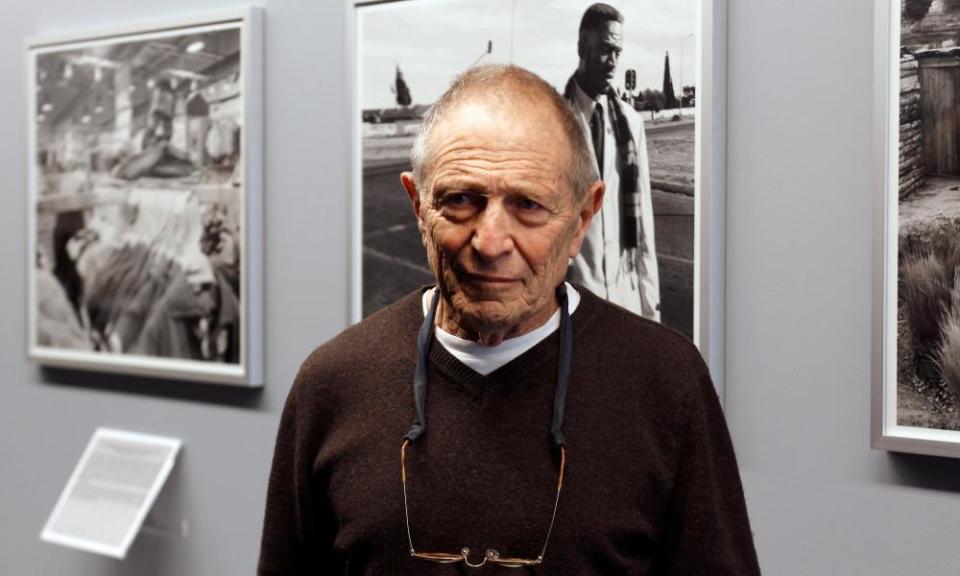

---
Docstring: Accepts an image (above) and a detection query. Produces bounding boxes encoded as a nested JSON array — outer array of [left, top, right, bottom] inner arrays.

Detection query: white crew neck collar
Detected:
[[421, 283, 581, 376]]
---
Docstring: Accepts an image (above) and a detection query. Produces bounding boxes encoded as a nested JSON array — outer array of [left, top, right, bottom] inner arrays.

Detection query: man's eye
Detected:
[[444, 193, 472, 206], [438, 192, 481, 219], [515, 197, 544, 211]]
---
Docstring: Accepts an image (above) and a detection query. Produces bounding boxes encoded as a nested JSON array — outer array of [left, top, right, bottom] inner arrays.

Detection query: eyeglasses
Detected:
[[400, 438, 567, 569], [401, 284, 574, 568]]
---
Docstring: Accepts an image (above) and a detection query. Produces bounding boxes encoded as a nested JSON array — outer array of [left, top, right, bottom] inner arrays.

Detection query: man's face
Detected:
[[579, 20, 624, 92], [404, 98, 595, 339]]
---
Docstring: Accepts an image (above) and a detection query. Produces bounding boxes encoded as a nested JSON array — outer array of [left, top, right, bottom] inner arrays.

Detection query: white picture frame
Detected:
[[873, 0, 960, 457], [40, 428, 182, 559], [348, 0, 728, 397], [26, 7, 263, 386]]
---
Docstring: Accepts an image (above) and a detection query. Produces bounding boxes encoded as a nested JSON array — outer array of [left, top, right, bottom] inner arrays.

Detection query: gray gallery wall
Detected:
[[2, 0, 960, 574]]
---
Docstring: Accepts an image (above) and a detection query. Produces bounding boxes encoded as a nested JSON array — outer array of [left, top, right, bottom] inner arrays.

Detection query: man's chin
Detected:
[[460, 308, 517, 339], [451, 296, 515, 326], [454, 273, 525, 297]]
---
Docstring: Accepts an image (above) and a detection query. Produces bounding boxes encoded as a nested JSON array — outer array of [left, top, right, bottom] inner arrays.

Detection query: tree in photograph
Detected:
[[630, 88, 645, 113], [662, 52, 679, 109], [903, 0, 933, 22], [641, 89, 664, 120], [681, 85, 696, 108], [393, 65, 412, 108]]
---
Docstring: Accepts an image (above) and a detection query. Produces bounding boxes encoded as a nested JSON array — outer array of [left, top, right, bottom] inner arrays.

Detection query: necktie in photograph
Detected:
[[590, 102, 604, 174]]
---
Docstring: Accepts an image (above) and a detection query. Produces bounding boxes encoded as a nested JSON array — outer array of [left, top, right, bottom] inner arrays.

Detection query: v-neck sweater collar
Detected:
[[400, 285, 602, 394]]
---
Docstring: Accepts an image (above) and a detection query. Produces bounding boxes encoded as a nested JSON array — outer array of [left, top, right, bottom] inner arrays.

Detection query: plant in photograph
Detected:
[[939, 299, 960, 401], [937, 233, 960, 282], [901, 250, 951, 380], [938, 270, 960, 398]]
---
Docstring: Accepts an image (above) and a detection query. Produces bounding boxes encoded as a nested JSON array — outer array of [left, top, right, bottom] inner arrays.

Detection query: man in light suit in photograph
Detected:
[[564, 2, 660, 320]]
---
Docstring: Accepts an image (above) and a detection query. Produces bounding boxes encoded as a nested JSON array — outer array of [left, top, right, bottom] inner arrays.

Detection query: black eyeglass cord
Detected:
[[403, 283, 572, 449]]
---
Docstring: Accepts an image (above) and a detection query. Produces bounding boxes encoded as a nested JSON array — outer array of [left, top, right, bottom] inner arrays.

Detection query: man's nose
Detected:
[[470, 203, 514, 260]]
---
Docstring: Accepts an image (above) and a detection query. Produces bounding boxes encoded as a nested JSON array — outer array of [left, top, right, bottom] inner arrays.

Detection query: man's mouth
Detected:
[[460, 271, 518, 284]]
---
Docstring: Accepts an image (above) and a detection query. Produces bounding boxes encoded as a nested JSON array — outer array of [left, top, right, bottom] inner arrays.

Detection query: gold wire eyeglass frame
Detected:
[[400, 439, 567, 569]]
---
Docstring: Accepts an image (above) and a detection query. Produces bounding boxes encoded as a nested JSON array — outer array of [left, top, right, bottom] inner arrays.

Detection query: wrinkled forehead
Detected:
[[425, 96, 573, 173]]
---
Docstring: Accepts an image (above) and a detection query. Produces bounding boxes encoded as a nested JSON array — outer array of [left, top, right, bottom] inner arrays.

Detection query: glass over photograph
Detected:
[[357, 0, 699, 339]]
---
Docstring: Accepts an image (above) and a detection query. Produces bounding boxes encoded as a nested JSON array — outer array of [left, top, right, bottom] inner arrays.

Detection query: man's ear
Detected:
[[400, 172, 423, 228], [569, 180, 605, 259]]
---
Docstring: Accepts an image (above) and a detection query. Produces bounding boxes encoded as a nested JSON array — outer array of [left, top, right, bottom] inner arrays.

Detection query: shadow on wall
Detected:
[[39, 366, 263, 410], [889, 451, 960, 493]]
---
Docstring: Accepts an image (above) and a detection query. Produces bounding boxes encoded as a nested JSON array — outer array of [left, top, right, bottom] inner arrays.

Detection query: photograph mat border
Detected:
[[39, 427, 182, 559], [872, 0, 960, 458], [28, 20, 242, 57], [348, 0, 728, 399], [25, 7, 264, 386]]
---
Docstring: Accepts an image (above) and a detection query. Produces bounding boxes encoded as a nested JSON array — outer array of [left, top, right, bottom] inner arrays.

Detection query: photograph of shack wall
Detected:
[[916, 49, 960, 176], [900, 53, 923, 199], [896, 0, 960, 430]]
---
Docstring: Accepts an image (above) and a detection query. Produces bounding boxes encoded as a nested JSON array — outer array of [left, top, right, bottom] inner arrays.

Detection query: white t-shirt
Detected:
[[421, 283, 581, 376]]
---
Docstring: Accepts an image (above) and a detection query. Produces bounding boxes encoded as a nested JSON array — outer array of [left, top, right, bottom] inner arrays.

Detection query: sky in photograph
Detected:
[[360, 0, 697, 110]]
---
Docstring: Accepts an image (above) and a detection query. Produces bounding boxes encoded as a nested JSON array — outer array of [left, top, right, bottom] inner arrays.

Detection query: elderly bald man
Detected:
[[258, 65, 759, 575]]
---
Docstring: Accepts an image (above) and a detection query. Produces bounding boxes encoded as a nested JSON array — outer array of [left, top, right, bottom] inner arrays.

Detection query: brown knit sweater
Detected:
[[258, 287, 760, 575]]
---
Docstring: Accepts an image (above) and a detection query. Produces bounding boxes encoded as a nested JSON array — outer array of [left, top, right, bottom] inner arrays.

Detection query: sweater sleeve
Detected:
[[655, 366, 761, 575], [257, 367, 341, 575]]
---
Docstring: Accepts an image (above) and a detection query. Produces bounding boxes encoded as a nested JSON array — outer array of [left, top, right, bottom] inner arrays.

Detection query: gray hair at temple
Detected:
[[409, 64, 599, 201]]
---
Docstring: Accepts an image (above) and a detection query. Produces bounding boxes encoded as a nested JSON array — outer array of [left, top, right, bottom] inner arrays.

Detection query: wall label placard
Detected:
[[40, 428, 181, 559]]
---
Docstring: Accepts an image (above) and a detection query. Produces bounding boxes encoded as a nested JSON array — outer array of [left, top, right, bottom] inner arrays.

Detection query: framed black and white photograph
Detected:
[[27, 8, 263, 386], [350, 0, 728, 389], [874, 0, 960, 456]]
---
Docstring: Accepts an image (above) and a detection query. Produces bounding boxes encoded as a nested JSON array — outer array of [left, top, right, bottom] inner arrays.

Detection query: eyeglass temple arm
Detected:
[[538, 445, 566, 562], [401, 439, 416, 554]]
